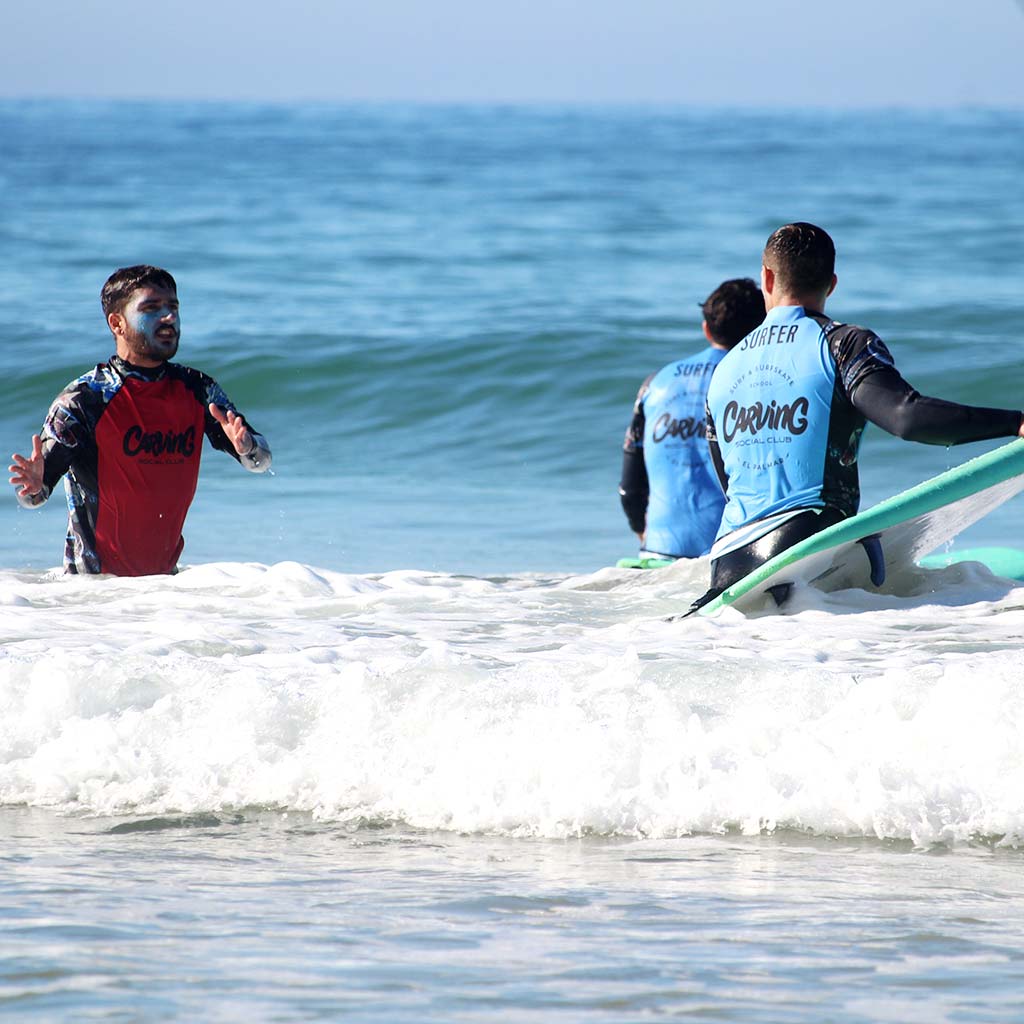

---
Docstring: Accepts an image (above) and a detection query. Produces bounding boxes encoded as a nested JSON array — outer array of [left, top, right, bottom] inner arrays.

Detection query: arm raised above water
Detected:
[[830, 324, 1024, 445]]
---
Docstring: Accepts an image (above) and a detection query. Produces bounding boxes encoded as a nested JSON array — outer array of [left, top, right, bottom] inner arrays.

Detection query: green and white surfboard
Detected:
[[918, 545, 1024, 581], [698, 439, 1024, 616], [616, 556, 677, 570]]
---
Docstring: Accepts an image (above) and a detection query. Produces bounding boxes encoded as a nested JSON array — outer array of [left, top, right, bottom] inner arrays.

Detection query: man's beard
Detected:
[[124, 325, 179, 363]]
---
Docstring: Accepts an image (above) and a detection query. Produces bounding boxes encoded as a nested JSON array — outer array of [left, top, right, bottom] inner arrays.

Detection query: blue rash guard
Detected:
[[620, 347, 727, 558], [705, 305, 1022, 551]]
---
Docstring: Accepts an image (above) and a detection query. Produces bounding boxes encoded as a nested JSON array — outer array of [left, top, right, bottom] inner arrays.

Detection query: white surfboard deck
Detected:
[[699, 439, 1024, 616]]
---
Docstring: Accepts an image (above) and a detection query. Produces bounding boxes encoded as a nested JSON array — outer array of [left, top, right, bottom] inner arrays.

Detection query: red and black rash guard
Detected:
[[21, 355, 271, 575]]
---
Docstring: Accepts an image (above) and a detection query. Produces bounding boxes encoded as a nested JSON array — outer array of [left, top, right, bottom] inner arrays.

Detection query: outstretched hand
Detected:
[[209, 404, 254, 456], [9, 434, 44, 497]]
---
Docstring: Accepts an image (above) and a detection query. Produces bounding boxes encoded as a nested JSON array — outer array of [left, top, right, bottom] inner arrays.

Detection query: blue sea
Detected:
[[3, 100, 1024, 1021]]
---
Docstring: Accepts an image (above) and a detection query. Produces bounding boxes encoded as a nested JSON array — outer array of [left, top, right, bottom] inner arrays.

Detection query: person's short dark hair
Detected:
[[101, 265, 177, 317], [763, 222, 835, 297], [700, 277, 765, 349]]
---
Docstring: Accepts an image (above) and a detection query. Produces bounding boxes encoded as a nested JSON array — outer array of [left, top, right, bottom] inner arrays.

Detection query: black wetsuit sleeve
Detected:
[[199, 375, 247, 459], [619, 449, 648, 534], [183, 367, 272, 471], [831, 325, 1023, 445], [18, 388, 95, 508], [619, 376, 652, 534], [705, 400, 728, 494], [39, 429, 77, 497]]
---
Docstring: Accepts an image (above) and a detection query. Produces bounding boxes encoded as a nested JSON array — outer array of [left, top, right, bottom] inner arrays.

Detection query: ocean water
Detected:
[[2, 101, 1024, 1021]]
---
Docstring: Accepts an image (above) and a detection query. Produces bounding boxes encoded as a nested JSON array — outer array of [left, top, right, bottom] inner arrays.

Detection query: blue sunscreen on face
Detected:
[[128, 304, 179, 343]]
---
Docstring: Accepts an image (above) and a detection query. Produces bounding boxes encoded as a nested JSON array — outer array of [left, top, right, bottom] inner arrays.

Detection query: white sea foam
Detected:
[[2, 559, 1023, 847]]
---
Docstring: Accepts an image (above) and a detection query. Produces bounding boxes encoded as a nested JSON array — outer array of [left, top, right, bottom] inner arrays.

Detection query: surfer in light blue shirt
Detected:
[[620, 278, 766, 559], [688, 222, 1024, 612]]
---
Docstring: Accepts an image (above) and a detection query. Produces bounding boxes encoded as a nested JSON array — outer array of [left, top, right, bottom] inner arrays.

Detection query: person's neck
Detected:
[[116, 353, 164, 369], [768, 292, 827, 312], [112, 353, 167, 375]]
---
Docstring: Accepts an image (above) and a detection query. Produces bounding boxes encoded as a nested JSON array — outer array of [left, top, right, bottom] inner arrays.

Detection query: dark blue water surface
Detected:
[[2, 102, 1022, 573]]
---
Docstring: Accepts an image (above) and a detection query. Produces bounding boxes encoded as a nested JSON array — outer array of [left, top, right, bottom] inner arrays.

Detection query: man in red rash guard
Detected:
[[8, 265, 272, 575]]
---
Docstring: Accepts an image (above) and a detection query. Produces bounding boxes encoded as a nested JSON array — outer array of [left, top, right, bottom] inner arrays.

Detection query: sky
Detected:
[[1, 0, 1022, 107]]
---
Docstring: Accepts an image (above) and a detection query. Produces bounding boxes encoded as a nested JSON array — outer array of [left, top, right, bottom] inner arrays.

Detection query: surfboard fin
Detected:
[[858, 534, 886, 587]]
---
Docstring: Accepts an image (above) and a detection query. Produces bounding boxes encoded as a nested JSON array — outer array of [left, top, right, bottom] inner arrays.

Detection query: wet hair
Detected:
[[100, 265, 177, 317], [763, 222, 835, 297], [700, 277, 766, 349]]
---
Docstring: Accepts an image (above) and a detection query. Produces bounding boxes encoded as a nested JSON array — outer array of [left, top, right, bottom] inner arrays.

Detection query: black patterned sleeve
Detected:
[[185, 367, 272, 471], [831, 325, 1022, 446], [17, 387, 95, 508]]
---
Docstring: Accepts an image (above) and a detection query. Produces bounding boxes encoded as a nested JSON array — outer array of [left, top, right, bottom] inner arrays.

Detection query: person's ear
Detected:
[[702, 319, 714, 342], [826, 273, 838, 298]]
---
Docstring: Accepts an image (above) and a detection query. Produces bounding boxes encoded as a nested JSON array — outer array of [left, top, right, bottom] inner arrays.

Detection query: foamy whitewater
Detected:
[[5, 557, 1023, 847]]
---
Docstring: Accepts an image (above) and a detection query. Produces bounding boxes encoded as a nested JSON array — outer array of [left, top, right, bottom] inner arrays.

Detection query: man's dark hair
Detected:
[[763, 222, 835, 296], [101, 265, 177, 317], [701, 277, 765, 349]]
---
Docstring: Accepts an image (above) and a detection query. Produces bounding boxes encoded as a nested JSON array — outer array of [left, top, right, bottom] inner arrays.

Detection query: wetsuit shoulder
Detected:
[[170, 363, 246, 423], [163, 362, 217, 402], [624, 372, 657, 451], [821, 322, 1022, 445], [635, 371, 657, 406], [46, 364, 122, 443], [78, 361, 123, 387], [816, 319, 898, 398]]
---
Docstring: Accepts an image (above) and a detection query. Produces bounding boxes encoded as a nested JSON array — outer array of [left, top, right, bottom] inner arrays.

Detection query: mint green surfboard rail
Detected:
[[918, 545, 1024, 581], [699, 438, 1024, 616], [616, 556, 677, 570]]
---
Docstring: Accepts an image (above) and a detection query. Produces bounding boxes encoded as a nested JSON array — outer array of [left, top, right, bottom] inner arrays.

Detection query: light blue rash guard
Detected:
[[705, 306, 847, 541], [705, 303, 1023, 546], [622, 347, 727, 557]]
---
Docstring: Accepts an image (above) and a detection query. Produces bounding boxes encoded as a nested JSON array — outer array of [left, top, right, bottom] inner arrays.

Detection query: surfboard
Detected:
[[918, 546, 1024, 581], [698, 439, 1024, 616], [616, 556, 677, 570]]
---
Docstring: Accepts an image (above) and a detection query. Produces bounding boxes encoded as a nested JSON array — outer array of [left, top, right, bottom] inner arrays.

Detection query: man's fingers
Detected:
[[210, 404, 246, 435], [9, 437, 44, 496], [10, 438, 44, 467], [10, 468, 36, 492]]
